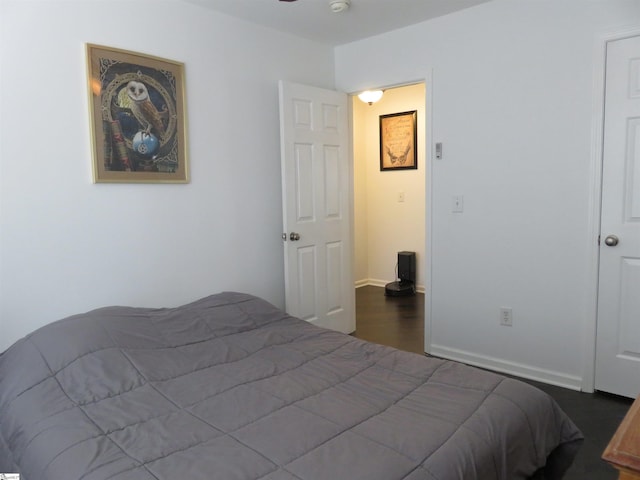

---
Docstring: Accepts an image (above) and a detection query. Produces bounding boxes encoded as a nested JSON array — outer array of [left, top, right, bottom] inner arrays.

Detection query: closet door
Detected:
[[595, 35, 640, 399]]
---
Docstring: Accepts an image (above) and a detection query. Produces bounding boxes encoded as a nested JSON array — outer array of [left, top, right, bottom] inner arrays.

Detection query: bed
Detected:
[[0, 292, 582, 480]]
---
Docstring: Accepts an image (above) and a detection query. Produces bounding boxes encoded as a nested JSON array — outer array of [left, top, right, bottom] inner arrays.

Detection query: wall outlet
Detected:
[[398, 191, 405, 203], [500, 307, 513, 327]]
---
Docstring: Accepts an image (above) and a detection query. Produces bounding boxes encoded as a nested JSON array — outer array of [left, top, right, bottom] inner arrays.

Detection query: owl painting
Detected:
[[125, 80, 166, 140]]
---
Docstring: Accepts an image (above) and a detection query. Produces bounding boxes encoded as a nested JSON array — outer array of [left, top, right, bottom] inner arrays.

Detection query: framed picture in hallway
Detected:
[[379, 110, 417, 171], [86, 44, 189, 183]]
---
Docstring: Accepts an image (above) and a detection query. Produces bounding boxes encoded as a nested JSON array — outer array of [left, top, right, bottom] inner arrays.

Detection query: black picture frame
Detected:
[[379, 110, 417, 171]]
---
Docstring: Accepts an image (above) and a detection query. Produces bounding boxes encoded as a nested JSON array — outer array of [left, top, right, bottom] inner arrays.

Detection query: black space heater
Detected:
[[385, 251, 416, 297]]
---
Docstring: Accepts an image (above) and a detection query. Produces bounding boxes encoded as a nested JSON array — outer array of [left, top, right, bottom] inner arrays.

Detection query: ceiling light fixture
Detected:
[[358, 90, 384, 105], [329, 0, 350, 13]]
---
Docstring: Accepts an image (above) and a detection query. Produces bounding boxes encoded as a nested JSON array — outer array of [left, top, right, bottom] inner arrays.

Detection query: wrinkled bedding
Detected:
[[0, 292, 582, 480]]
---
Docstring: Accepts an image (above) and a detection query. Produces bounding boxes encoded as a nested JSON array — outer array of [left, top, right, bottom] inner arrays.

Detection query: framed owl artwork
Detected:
[[86, 44, 188, 183]]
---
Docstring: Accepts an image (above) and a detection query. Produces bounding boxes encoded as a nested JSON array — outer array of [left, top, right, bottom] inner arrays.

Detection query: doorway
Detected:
[[351, 83, 427, 351]]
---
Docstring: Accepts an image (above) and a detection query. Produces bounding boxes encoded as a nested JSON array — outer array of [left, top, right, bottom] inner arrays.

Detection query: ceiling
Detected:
[[182, 0, 492, 46]]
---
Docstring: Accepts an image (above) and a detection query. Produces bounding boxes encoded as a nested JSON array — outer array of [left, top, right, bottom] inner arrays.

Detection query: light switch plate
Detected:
[[435, 142, 442, 159]]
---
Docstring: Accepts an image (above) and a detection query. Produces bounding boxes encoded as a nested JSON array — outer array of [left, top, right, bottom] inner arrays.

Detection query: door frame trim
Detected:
[[585, 26, 640, 393], [424, 70, 434, 354]]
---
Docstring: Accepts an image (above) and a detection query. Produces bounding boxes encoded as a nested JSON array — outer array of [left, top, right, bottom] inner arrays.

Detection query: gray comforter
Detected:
[[0, 292, 582, 480]]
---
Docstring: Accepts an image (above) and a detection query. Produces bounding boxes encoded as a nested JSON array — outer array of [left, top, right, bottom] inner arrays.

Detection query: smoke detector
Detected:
[[329, 0, 350, 13]]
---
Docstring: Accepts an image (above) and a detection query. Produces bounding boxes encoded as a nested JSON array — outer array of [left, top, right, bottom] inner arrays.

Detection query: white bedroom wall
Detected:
[[336, 0, 640, 388], [353, 84, 426, 290], [0, 0, 335, 352]]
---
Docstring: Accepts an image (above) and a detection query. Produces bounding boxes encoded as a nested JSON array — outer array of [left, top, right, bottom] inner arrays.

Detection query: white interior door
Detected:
[[595, 35, 640, 399], [279, 81, 355, 334]]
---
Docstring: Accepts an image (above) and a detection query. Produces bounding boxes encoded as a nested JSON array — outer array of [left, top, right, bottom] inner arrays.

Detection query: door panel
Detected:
[[326, 241, 343, 313], [279, 81, 355, 333], [295, 144, 315, 221], [297, 245, 317, 321], [324, 146, 341, 217], [595, 35, 640, 398], [627, 120, 640, 219], [620, 259, 640, 356]]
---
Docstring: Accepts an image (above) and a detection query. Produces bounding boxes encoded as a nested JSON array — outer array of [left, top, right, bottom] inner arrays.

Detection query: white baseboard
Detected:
[[355, 279, 425, 294], [429, 344, 582, 391]]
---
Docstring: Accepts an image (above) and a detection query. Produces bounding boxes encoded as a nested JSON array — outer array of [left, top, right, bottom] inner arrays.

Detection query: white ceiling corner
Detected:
[[181, 0, 493, 46]]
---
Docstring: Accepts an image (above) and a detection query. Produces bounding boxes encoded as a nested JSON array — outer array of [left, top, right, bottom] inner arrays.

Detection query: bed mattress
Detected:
[[0, 292, 582, 479]]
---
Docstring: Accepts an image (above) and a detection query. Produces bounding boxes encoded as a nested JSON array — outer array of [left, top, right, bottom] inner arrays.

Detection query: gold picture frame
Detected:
[[379, 110, 417, 171], [86, 44, 188, 183]]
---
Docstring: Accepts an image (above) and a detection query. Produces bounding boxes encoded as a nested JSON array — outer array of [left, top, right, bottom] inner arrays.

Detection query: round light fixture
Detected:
[[358, 90, 384, 105], [329, 0, 350, 13]]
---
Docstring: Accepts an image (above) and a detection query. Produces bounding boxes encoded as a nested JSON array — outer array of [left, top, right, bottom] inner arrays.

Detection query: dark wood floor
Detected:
[[353, 285, 633, 480], [353, 285, 425, 354]]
